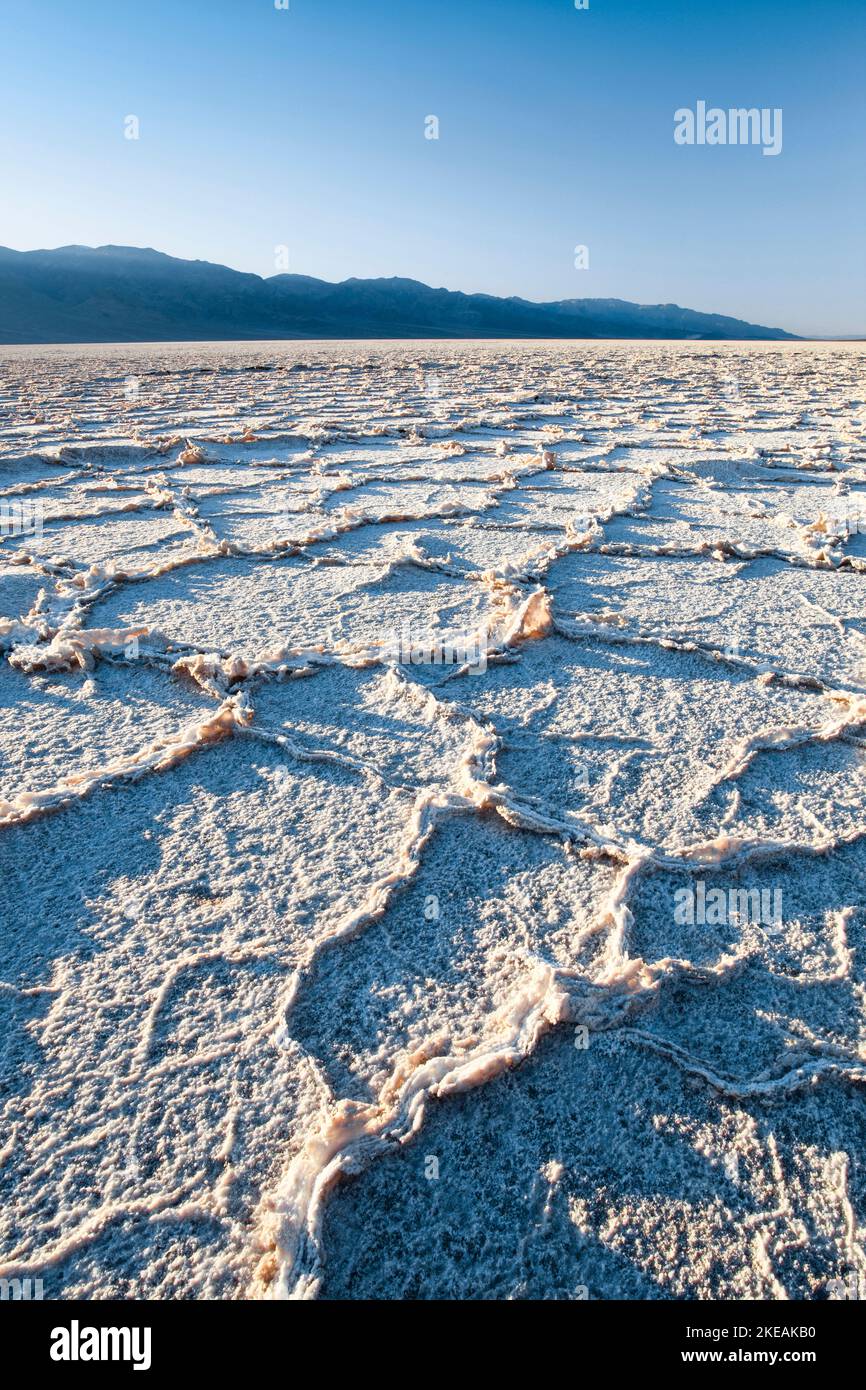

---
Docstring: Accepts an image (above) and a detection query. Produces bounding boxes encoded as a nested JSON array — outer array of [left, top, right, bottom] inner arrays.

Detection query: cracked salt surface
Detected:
[[0, 339, 864, 1300]]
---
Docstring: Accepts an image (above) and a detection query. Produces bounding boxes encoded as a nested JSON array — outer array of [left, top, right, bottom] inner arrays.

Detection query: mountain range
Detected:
[[0, 245, 799, 344]]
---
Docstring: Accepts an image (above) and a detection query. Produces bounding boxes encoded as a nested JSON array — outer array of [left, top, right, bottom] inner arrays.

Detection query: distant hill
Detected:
[[0, 245, 800, 343]]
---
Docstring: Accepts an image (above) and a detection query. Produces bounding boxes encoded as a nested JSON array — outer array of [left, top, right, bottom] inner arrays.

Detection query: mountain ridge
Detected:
[[0, 244, 801, 343]]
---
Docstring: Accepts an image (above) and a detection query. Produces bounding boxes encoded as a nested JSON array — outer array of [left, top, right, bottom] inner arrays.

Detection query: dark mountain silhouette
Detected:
[[0, 245, 799, 343]]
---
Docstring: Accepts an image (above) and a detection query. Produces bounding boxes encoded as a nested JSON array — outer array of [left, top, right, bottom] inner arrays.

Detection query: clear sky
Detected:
[[1, 0, 864, 336]]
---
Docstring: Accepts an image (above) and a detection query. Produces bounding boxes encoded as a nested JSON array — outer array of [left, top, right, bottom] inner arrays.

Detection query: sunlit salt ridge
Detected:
[[0, 339, 864, 1300]]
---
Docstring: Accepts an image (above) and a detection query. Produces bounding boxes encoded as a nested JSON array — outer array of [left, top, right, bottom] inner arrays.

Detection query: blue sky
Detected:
[[1, 0, 864, 335]]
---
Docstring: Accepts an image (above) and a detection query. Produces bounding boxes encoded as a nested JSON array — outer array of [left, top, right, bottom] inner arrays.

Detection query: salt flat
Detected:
[[0, 339, 864, 1301]]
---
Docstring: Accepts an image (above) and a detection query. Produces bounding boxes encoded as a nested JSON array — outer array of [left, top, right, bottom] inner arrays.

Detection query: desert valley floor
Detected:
[[0, 339, 865, 1300]]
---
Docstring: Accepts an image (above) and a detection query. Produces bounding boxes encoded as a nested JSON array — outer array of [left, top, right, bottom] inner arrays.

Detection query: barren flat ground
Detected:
[[1, 339, 865, 1301]]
